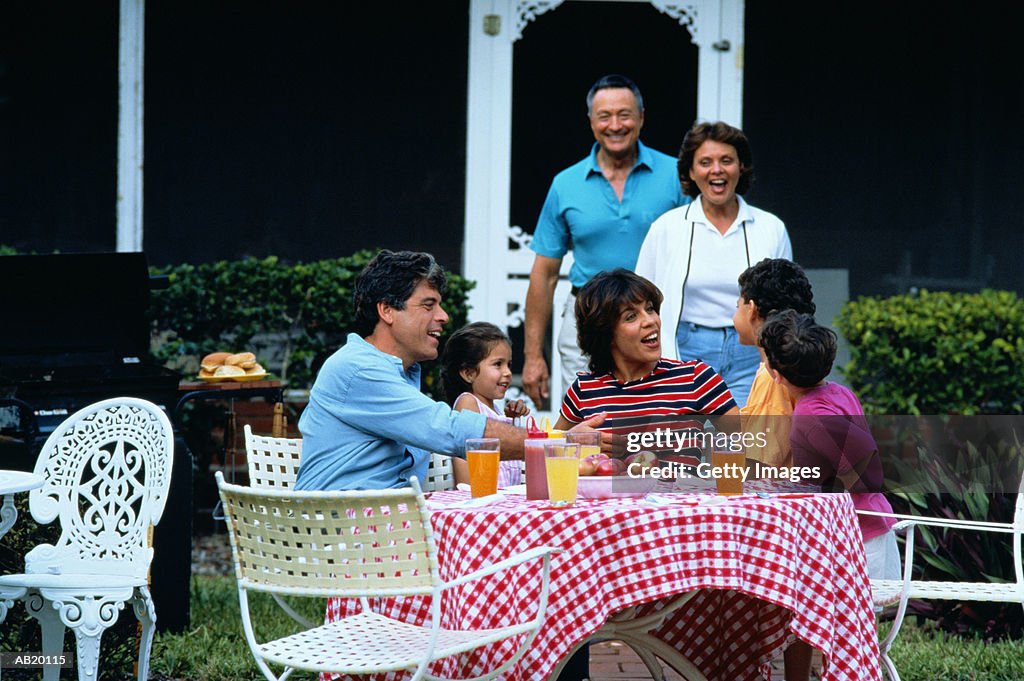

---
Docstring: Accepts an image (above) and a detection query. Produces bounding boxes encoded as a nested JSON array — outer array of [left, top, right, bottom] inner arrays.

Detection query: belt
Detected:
[[683, 322, 733, 332]]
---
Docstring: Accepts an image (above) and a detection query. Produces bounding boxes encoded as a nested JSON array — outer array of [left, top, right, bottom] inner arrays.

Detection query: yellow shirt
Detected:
[[741, 362, 795, 467]]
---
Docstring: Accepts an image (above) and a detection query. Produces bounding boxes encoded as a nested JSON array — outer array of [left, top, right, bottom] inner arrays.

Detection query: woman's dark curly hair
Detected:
[[440, 322, 511, 405], [759, 310, 836, 388], [575, 269, 663, 376], [677, 120, 755, 198]]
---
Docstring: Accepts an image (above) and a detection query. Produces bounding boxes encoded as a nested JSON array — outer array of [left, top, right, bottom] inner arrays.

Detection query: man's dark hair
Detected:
[[738, 258, 816, 320], [677, 120, 755, 198], [760, 310, 837, 388], [586, 74, 644, 114], [352, 250, 447, 337], [575, 269, 663, 376]]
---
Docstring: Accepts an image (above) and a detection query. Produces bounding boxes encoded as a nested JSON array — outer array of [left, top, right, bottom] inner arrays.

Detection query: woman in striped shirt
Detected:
[[553, 269, 739, 452]]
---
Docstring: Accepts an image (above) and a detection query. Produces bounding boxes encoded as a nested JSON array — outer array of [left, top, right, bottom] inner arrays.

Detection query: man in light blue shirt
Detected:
[[523, 74, 687, 408], [297, 250, 604, 491]]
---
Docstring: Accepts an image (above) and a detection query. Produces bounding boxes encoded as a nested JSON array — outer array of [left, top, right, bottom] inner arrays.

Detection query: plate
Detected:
[[196, 372, 268, 383], [577, 475, 657, 499]]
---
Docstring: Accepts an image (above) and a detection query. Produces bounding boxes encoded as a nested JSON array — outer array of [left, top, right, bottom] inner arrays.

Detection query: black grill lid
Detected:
[[0, 252, 155, 367]]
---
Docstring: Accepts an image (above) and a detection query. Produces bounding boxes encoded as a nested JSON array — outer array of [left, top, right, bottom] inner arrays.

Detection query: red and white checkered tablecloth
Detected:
[[323, 490, 881, 681]]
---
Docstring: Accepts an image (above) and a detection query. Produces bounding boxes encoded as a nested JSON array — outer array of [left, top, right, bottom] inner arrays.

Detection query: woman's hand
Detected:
[[503, 399, 530, 419], [564, 413, 623, 456]]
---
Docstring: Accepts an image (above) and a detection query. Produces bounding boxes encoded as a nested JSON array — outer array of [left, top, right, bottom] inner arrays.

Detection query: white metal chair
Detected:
[[243, 423, 303, 490], [860, 470, 1024, 681], [0, 397, 174, 681], [423, 452, 456, 492], [216, 471, 560, 681]]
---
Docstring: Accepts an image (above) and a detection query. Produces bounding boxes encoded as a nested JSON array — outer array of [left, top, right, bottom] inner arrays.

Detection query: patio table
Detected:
[[0, 469, 44, 540], [325, 487, 881, 681]]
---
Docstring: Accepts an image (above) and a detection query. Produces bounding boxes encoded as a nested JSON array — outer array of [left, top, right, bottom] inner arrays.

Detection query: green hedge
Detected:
[[835, 289, 1024, 415], [148, 251, 473, 399]]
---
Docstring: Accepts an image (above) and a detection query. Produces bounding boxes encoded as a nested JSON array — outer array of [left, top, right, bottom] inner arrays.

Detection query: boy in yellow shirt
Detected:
[[733, 258, 816, 469]]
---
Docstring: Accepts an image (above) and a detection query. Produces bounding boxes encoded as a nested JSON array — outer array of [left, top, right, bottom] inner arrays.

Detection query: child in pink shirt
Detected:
[[760, 310, 900, 580]]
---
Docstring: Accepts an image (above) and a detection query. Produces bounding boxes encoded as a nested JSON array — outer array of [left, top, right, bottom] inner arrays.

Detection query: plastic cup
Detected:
[[545, 442, 580, 507], [466, 438, 500, 498], [712, 448, 746, 496], [567, 431, 601, 459]]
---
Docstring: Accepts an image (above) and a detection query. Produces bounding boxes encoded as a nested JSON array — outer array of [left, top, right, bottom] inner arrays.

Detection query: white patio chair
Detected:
[[241, 423, 315, 627], [0, 397, 174, 681], [243, 423, 303, 490], [216, 471, 560, 681], [859, 469, 1024, 681], [423, 452, 456, 491]]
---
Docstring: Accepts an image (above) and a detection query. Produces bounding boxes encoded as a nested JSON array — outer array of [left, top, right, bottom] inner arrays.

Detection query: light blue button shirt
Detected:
[[530, 140, 687, 288], [296, 334, 487, 490]]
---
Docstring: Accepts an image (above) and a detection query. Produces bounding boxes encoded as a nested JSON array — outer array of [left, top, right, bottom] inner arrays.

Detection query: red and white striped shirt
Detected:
[[560, 358, 736, 434]]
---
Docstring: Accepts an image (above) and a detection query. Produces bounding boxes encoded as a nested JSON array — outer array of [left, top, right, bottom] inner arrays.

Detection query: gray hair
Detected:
[[586, 74, 644, 115]]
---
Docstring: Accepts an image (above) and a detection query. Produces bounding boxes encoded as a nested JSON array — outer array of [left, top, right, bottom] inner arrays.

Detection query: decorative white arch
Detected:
[[463, 0, 746, 413]]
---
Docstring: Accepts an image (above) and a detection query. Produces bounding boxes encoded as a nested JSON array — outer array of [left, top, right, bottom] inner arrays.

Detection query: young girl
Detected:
[[441, 322, 529, 487]]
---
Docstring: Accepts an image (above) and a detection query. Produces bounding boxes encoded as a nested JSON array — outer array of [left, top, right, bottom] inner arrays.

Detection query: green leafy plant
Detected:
[[148, 250, 473, 400], [885, 424, 1024, 639], [836, 289, 1024, 415]]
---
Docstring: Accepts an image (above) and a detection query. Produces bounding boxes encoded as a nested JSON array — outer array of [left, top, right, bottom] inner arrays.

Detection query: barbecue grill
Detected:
[[0, 251, 191, 632]]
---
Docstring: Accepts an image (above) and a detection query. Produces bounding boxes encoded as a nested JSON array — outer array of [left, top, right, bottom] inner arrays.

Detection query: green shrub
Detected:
[[148, 251, 473, 399], [836, 289, 1024, 415]]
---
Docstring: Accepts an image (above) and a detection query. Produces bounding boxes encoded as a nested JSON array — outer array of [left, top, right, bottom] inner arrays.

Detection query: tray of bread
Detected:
[[196, 352, 268, 382]]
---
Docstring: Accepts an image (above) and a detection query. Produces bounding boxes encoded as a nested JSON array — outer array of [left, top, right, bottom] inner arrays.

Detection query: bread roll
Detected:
[[225, 352, 257, 369], [214, 364, 246, 378], [200, 351, 231, 371], [244, 363, 265, 376]]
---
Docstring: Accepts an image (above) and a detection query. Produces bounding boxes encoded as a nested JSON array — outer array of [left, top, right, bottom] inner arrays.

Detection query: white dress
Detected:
[[457, 392, 523, 487]]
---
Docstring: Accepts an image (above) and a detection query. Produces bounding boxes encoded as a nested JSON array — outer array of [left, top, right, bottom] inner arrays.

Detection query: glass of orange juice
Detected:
[[711, 447, 746, 496], [465, 438, 500, 498], [566, 431, 601, 460], [545, 442, 580, 507]]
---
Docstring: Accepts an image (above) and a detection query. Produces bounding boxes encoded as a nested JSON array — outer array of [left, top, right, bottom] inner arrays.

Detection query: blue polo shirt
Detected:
[[296, 334, 487, 491], [530, 140, 687, 288]]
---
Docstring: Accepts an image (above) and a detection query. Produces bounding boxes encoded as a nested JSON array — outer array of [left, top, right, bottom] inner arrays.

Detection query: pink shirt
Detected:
[[791, 382, 896, 541]]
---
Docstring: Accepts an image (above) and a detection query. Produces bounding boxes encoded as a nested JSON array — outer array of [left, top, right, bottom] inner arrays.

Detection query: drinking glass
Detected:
[[545, 442, 580, 507], [711, 447, 746, 496], [566, 431, 601, 460], [465, 438, 500, 498]]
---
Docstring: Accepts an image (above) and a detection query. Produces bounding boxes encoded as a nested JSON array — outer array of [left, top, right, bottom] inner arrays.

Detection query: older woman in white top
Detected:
[[635, 121, 791, 407]]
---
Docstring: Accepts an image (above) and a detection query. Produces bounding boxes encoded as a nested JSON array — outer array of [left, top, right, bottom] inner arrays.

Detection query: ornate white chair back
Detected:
[[26, 397, 174, 580]]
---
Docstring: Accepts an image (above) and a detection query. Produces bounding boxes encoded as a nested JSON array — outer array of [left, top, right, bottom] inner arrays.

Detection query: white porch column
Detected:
[[116, 0, 145, 253], [463, 0, 514, 322]]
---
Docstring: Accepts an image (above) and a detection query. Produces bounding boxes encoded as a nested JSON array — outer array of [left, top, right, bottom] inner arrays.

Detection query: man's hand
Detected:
[[524, 254, 561, 408], [567, 413, 622, 455], [522, 356, 550, 406], [503, 399, 530, 419]]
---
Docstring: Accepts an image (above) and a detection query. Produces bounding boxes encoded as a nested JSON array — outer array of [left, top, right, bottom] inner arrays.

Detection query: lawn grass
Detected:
[[151, 576, 323, 680], [151, 576, 1024, 680]]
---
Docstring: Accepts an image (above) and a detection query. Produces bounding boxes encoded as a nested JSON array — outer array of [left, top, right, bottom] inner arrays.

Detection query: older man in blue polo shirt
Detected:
[[296, 250, 605, 492], [522, 74, 687, 408]]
